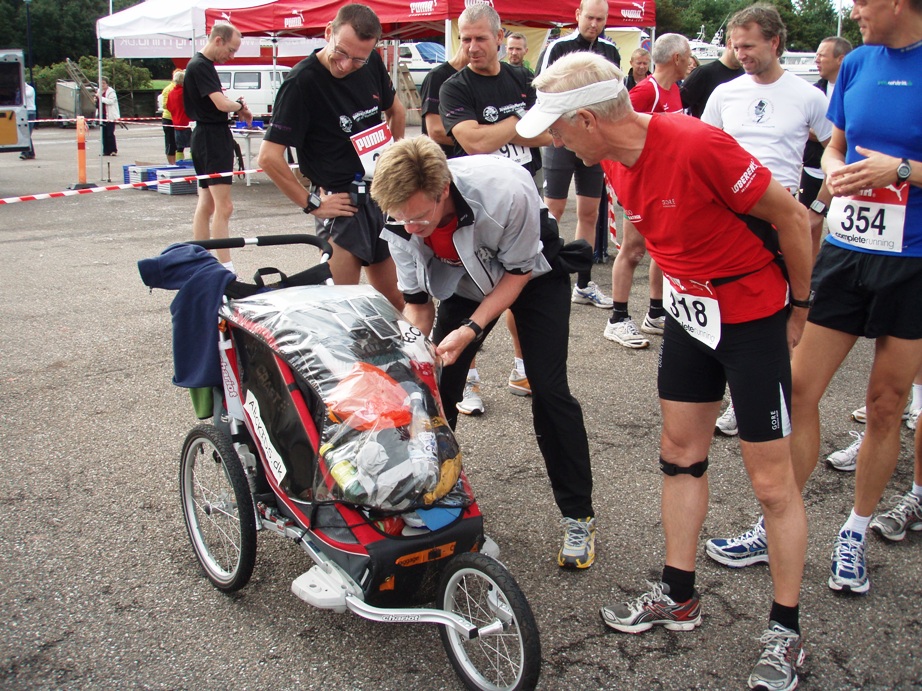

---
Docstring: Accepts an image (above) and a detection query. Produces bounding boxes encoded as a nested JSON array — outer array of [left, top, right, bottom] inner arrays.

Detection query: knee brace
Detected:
[[659, 456, 709, 478]]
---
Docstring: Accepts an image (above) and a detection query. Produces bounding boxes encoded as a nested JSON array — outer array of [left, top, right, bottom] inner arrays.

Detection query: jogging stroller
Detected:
[[139, 235, 541, 691]]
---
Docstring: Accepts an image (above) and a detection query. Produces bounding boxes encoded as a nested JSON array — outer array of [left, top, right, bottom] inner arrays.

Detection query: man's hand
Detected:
[[435, 326, 477, 366], [311, 190, 357, 219], [827, 146, 902, 196], [787, 307, 808, 355]]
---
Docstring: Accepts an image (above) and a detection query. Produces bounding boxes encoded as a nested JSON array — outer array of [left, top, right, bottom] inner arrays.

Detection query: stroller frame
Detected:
[[169, 235, 540, 691]]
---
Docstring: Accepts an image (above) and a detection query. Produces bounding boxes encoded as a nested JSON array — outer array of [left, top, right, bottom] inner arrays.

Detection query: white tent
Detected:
[[97, 0, 273, 59]]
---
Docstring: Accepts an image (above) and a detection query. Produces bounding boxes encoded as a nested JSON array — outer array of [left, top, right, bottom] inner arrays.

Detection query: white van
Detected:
[[216, 65, 292, 120]]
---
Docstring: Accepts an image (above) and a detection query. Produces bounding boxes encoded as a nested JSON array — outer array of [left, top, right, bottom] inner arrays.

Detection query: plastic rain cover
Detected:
[[219, 285, 466, 511]]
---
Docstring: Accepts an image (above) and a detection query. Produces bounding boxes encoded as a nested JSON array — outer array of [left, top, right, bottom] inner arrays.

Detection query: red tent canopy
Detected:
[[205, 0, 655, 40]]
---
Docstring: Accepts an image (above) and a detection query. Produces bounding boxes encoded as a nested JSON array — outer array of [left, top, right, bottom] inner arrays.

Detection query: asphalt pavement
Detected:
[[1, 124, 920, 690]]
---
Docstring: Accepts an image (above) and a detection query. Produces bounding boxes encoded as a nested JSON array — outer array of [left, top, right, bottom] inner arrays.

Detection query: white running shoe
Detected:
[[851, 400, 912, 423], [640, 313, 665, 335], [826, 430, 863, 472], [715, 403, 738, 436], [456, 377, 485, 416], [604, 318, 650, 349], [571, 281, 614, 308]]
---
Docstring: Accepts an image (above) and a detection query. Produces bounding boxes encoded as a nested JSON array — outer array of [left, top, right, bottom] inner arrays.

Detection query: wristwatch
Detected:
[[514, 108, 527, 119], [809, 199, 828, 217], [790, 290, 815, 309], [460, 318, 484, 340], [897, 158, 912, 184], [303, 190, 322, 214]]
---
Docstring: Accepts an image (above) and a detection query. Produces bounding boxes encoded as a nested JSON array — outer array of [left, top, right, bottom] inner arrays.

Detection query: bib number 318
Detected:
[[663, 275, 722, 349]]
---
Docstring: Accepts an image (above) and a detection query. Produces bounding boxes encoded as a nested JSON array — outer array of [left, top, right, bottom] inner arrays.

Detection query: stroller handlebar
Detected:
[[191, 234, 333, 260]]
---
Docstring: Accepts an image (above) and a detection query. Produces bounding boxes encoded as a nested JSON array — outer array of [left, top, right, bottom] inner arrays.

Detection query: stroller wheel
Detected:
[[180, 424, 257, 592], [437, 553, 541, 691]]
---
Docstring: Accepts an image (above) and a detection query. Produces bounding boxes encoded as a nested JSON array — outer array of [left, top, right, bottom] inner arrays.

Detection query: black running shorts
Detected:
[[191, 123, 234, 188], [315, 199, 392, 266], [658, 308, 792, 443], [809, 242, 922, 340], [542, 146, 604, 200]]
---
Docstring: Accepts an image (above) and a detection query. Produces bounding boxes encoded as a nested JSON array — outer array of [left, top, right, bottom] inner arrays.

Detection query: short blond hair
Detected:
[[371, 137, 453, 212]]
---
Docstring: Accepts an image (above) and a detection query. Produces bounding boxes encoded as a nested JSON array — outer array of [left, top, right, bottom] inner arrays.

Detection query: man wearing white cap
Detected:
[[518, 51, 813, 691]]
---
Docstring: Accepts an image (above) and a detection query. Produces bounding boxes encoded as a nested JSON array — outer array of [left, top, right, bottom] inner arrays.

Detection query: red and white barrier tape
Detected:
[[0, 167, 260, 205]]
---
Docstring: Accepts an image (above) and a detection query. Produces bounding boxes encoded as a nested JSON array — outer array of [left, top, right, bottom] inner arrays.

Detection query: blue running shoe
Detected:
[[828, 529, 869, 594], [705, 518, 768, 568]]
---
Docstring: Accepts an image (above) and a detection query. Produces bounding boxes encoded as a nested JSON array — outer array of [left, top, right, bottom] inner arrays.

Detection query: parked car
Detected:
[[398, 42, 445, 88]]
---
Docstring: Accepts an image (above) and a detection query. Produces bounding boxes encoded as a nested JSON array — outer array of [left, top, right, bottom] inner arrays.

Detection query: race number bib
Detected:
[[350, 121, 394, 179], [663, 275, 721, 349], [827, 184, 909, 254], [490, 142, 532, 166]]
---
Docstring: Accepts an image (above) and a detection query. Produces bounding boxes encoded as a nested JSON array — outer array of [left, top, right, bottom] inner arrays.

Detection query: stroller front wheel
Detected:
[[179, 424, 257, 592], [437, 552, 541, 691]]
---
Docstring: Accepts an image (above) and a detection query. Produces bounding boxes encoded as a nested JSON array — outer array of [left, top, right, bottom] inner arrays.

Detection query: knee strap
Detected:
[[659, 457, 709, 478]]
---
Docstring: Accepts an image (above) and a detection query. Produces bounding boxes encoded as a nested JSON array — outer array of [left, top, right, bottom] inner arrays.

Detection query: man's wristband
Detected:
[[790, 290, 815, 309], [460, 318, 484, 340]]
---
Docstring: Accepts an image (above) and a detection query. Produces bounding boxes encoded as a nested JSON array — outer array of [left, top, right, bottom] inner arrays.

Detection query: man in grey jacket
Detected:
[[372, 137, 597, 570]]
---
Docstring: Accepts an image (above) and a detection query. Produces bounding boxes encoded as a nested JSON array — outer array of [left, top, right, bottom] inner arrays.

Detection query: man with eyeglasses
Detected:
[[258, 3, 406, 309], [372, 136, 597, 571]]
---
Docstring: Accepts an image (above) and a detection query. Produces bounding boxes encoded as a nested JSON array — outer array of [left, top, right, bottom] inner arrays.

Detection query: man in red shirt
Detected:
[[519, 51, 813, 690]]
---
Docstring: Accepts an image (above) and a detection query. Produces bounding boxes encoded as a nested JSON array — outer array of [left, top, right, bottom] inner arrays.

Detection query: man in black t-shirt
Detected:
[[184, 22, 252, 269], [679, 40, 744, 119], [258, 4, 406, 309]]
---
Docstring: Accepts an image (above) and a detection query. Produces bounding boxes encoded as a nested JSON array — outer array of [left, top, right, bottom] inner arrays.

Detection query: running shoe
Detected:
[[828, 529, 869, 593], [825, 430, 863, 472], [907, 408, 921, 431], [600, 581, 701, 633], [571, 281, 614, 308], [851, 401, 912, 423], [705, 518, 769, 568], [456, 377, 485, 416], [715, 403, 739, 436], [507, 369, 531, 397], [603, 318, 650, 349], [748, 621, 805, 691], [558, 516, 595, 569], [640, 312, 665, 335], [869, 491, 922, 542]]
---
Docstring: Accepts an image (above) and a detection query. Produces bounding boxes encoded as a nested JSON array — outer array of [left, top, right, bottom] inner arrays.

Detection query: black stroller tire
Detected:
[[437, 553, 541, 691], [179, 424, 257, 593]]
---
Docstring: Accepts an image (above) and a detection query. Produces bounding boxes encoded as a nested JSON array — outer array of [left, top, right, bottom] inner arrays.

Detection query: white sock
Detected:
[[513, 357, 526, 377], [911, 483, 922, 499], [467, 368, 480, 383], [841, 509, 872, 537], [912, 384, 922, 412], [221, 260, 236, 274]]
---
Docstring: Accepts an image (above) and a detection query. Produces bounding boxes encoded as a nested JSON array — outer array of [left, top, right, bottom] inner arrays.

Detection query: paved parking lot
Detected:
[[1, 124, 920, 689]]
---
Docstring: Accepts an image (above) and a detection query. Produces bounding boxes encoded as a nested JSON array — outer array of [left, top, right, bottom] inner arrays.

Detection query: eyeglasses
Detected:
[[385, 214, 434, 228], [330, 46, 370, 67], [547, 127, 562, 139]]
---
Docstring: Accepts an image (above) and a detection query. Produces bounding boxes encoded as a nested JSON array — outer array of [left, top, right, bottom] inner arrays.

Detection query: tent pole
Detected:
[[98, 38, 104, 181]]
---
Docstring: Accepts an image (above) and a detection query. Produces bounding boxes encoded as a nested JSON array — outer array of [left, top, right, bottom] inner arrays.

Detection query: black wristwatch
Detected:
[[460, 318, 484, 340], [809, 199, 828, 217], [897, 158, 912, 184], [303, 190, 322, 214], [790, 290, 815, 309]]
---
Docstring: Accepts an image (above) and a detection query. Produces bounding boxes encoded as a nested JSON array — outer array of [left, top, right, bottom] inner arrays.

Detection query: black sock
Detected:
[[576, 270, 591, 289], [769, 601, 800, 634], [662, 565, 695, 603], [648, 298, 665, 319], [610, 302, 629, 324]]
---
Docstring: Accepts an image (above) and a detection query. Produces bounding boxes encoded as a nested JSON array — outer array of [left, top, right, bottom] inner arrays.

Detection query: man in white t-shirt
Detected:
[[701, 3, 831, 440]]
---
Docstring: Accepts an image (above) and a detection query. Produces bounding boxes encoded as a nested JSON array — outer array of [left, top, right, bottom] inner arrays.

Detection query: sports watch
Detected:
[[460, 318, 484, 341], [303, 190, 322, 214], [809, 199, 828, 217], [897, 158, 912, 184], [790, 290, 815, 309]]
